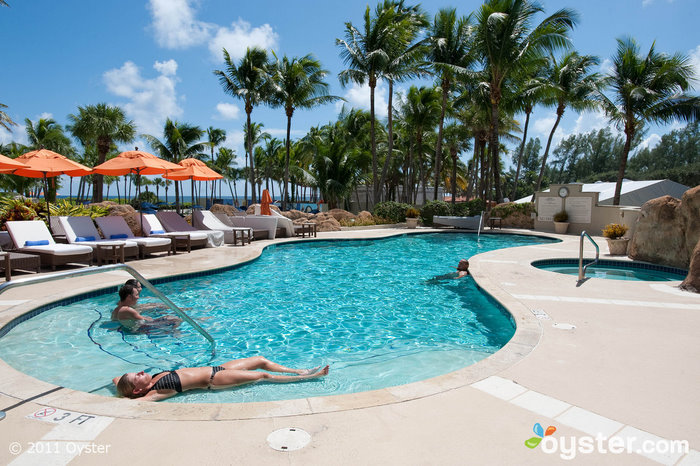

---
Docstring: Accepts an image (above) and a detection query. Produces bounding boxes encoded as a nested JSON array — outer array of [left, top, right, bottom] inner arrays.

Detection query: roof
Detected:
[[514, 179, 690, 206]]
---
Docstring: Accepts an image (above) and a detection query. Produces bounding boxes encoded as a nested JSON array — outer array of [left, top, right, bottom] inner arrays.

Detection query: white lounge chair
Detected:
[[58, 216, 140, 262], [5, 220, 93, 270], [155, 211, 225, 248], [432, 215, 483, 230], [94, 216, 172, 258], [215, 212, 279, 239], [140, 214, 209, 250], [192, 210, 252, 245]]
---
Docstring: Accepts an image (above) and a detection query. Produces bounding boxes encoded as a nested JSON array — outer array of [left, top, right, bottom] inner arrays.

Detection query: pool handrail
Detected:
[[0, 264, 216, 357], [578, 231, 600, 281]]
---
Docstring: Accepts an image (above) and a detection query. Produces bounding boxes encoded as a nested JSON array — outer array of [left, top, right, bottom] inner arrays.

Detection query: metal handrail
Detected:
[[477, 211, 484, 238], [578, 231, 600, 281], [0, 264, 216, 357]]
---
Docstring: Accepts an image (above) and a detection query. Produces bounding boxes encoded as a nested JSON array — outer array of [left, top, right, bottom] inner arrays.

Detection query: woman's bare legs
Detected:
[[221, 356, 320, 375], [211, 365, 329, 389]]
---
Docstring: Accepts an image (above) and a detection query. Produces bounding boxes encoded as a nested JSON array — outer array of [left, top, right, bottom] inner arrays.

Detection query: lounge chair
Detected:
[[215, 212, 278, 240], [58, 216, 140, 262], [155, 211, 225, 248], [140, 214, 209, 250], [192, 210, 252, 245], [269, 210, 295, 237], [5, 220, 93, 270], [94, 216, 172, 258]]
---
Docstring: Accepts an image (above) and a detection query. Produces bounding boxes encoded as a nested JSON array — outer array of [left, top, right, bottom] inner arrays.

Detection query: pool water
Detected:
[[533, 259, 687, 281], [0, 233, 556, 403]]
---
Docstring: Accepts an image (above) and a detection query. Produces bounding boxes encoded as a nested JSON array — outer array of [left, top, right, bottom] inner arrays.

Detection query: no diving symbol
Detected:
[[34, 407, 56, 418]]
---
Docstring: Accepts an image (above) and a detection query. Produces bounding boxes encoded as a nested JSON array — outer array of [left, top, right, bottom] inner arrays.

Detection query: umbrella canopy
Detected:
[[93, 148, 183, 234], [0, 153, 30, 170], [163, 158, 223, 226], [0, 149, 92, 230], [260, 189, 272, 216]]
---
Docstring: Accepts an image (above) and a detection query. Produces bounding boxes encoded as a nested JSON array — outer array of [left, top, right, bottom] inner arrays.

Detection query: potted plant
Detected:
[[405, 207, 420, 229], [552, 210, 569, 234], [602, 223, 629, 255]]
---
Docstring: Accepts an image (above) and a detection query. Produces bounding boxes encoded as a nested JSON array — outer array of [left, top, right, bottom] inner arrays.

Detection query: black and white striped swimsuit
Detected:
[[148, 366, 226, 393]]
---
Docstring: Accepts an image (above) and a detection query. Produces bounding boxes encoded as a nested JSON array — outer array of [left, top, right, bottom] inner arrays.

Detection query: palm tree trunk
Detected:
[[434, 78, 449, 200], [489, 93, 503, 204], [378, 80, 395, 203], [613, 130, 634, 206], [533, 108, 564, 199], [511, 108, 531, 201], [450, 145, 457, 208], [283, 114, 292, 210], [246, 111, 256, 206]]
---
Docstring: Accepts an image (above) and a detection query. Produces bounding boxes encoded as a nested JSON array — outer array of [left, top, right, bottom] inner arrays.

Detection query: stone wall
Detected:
[[628, 185, 700, 271]]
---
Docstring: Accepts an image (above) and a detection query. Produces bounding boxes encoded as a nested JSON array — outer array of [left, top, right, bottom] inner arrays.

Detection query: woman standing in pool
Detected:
[[114, 356, 329, 401]]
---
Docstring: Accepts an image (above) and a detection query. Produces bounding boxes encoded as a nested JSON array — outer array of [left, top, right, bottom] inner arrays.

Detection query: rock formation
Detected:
[[680, 239, 700, 292]]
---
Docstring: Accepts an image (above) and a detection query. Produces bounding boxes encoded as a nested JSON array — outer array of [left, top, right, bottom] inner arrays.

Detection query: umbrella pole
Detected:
[[137, 170, 144, 236], [191, 178, 196, 227], [43, 174, 52, 234]]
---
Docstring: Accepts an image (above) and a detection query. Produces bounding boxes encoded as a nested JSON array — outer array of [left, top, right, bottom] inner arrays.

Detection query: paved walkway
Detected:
[[0, 227, 698, 465]]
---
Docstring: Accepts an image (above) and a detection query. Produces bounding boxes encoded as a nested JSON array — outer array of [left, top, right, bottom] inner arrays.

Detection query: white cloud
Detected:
[[336, 81, 389, 119], [639, 133, 662, 150], [148, 0, 212, 49], [103, 60, 183, 136], [642, 0, 674, 6], [208, 19, 278, 62], [572, 109, 614, 135], [215, 102, 241, 120], [598, 58, 614, 76], [153, 59, 178, 76]]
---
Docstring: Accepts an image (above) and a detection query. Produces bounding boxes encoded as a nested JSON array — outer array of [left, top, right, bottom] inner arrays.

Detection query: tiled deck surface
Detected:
[[0, 227, 698, 465]]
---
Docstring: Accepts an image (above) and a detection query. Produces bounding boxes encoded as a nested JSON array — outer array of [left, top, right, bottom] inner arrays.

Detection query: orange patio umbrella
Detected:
[[0, 148, 92, 229], [0, 153, 30, 170], [260, 189, 272, 216], [93, 147, 183, 233], [163, 158, 223, 227]]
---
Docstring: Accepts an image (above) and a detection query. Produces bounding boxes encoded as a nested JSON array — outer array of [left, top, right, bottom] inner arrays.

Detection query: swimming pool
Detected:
[[532, 258, 687, 281], [0, 233, 556, 403]]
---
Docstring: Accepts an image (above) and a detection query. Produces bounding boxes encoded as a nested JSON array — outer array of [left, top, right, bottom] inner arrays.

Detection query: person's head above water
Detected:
[[124, 279, 142, 292], [457, 259, 469, 271], [118, 283, 139, 302]]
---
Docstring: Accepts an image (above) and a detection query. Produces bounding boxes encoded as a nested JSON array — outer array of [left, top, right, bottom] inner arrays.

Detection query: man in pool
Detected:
[[455, 259, 470, 278], [111, 283, 180, 329], [114, 356, 330, 401]]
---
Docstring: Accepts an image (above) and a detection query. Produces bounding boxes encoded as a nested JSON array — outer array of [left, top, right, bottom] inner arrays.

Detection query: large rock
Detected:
[[328, 208, 356, 223], [628, 185, 700, 270], [88, 202, 142, 235], [357, 210, 373, 222], [210, 204, 241, 216], [680, 239, 700, 293]]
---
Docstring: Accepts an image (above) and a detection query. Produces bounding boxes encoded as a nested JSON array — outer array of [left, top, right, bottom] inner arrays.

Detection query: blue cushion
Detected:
[[75, 236, 95, 242], [110, 234, 128, 239], [25, 239, 49, 246], [150, 229, 165, 234]]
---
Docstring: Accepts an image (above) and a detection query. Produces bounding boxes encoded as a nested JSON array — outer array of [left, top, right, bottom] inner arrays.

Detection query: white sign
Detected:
[[566, 197, 592, 223], [537, 197, 562, 222]]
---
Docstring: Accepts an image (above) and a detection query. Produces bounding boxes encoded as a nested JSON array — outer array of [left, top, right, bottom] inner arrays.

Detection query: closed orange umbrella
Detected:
[[260, 189, 272, 216], [93, 147, 183, 233], [164, 158, 223, 226], [0, 149, 92, 229]]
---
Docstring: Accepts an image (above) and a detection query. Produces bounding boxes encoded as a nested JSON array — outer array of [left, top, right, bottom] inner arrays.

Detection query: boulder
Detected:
[[88, 202, 142, 235], [680, 239, 700, 293], [314, 216, 341, 232], [327, 208, 356, 223], [282, 209, 312, 221], [210, 204, 241, 216], [357, 210, 373, 222]]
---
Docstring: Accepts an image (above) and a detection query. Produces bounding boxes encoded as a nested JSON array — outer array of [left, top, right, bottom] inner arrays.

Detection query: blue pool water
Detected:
[[0, 233, 556, 403], [533, 259, 687, 281]]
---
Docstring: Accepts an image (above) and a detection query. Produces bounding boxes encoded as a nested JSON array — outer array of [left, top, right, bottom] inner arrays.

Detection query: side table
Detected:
[[95, 243, 125, 266]]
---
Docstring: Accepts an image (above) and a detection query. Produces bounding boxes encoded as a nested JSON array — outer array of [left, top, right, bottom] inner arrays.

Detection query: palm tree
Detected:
[[442, 122, 472, 207], [25, 118, 73, 154], [425, 8, 475, 201], [336, 5, 397, 207], [474, 0, 577, 203], [0, 103, 17, 132], [214, 47, 269, 205], [533, 52, 600, 196], [267, 53, 340, 210], [376, 1, 428, 202], [67, 103, 136, 202], [600, 37, 700, 205], [142, 119, 206, 212]]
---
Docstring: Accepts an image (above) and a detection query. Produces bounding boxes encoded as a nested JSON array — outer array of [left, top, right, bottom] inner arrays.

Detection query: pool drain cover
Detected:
[[267, 427, 311, 451]]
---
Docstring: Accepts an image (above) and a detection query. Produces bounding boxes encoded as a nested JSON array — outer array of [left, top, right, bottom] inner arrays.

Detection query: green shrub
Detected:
[[452, 199, 486, 217], [490, 202, 536, 219], [602, 223, 628, 239], [405, 207, 420, 218], [373, 201, 413, 223], [553, 210, 569, 222], [420, 200, 452, 226], [50, 199, 110, 218], [0, 197, 42, 229]]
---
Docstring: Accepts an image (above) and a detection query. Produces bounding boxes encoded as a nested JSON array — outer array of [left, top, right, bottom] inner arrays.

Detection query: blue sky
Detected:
[[1, 0, 698, 196]]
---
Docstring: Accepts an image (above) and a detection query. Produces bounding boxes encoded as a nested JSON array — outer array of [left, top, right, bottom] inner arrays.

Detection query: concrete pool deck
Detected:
[[0, 227, 698, 465]]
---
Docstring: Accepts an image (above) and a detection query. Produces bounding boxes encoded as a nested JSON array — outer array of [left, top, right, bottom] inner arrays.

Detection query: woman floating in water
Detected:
[[426, 259, 471, 283], [114, 356, 329, 401]]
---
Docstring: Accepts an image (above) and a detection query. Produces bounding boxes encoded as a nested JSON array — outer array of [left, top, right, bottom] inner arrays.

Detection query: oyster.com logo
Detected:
[[525, 423, 556, 448]]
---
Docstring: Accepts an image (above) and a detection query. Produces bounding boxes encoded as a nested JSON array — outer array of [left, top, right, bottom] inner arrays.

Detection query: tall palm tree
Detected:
[[214, 47, 269, 205], [67, 103, 136, 202], [425, 8, 475, 201], [336, 5, 398, 207], [600, 37, 700, 205], [25, 118, 73, 154], [267, 53, 340, 210], [475, 0, 577, 203], [205, 126, 226, 203], [142, 118, 206, 212], [376, 1, 428, 202], [533, 52, 600, 196]]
